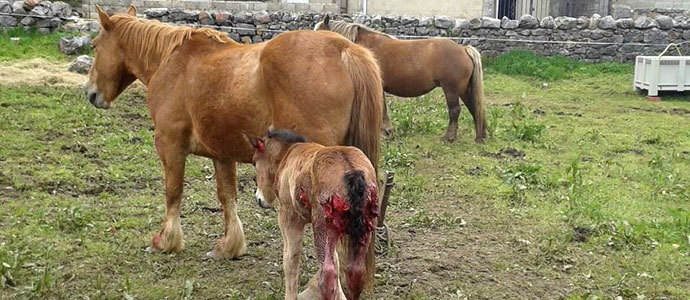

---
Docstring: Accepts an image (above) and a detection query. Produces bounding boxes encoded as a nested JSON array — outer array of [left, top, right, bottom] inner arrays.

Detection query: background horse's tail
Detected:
[[342, 169, 378, 299], [340, 43, 382, 295], [465, 46, 488, 142], [341, 44, 383, 172]]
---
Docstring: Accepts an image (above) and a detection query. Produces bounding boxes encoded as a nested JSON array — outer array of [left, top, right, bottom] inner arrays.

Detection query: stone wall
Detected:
[[141, 8, 690, 63], [82, 0, 339, 19], [4, 0, 690, 63], [0, 0, 75, 33]]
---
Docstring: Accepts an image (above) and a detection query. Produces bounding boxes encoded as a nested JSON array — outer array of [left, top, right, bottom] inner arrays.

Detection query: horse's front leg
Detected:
[[280, 208, 306, 300], [207, 159, 247, 259], [148, 136, 187, 253]]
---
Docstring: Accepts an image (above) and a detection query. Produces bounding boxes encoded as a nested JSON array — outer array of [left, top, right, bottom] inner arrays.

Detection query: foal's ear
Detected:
[[126, 4, 137, 17], [96, 6, 113, 31], [322, 14, 330, 26], [242, 132, 265, 153]]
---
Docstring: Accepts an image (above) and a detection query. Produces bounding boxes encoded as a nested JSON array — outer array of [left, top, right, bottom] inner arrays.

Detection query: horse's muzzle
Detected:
[[255, 189, 273, 209], [83, 82, 110, 109]]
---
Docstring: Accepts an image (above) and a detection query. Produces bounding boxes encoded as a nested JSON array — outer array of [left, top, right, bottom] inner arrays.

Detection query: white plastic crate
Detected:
[[634, 55, 690, 96]]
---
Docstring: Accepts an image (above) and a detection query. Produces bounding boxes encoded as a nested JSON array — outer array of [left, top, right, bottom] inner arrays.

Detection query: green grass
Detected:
[[0, 29, 87, 62], [1, 52, 689, 299], [484, 50, 634, 81]]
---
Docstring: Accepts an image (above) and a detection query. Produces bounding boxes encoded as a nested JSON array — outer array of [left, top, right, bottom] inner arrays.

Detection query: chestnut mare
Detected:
[[84, 6, 382, 264], [315, 16, 487, 142], [244, 130, 378, 300]]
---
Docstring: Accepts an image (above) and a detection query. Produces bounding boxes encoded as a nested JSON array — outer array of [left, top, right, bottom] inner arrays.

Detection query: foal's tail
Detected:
[[342, 169, 378, 300], [341, 44, 383, 173], [465, 46, 488, 142]]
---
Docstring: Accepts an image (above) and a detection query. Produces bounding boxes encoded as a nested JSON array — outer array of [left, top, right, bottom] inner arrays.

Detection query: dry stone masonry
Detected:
[[140, 8, 690, 63], [0, 0, 75, 33], [2, 0, 690, 63]]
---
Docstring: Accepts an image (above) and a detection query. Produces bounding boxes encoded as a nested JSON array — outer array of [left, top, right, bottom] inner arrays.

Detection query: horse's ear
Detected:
[[96, 6, 113, 31], [126, 4, 137, 16], [242, 132, 265, 153], [323, 14, 330, 26]]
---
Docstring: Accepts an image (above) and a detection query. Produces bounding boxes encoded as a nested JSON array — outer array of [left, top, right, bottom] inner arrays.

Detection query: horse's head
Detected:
[[243, 129, 306, 209], [84, 5, 138, 109], [313, 14, 330, 31]]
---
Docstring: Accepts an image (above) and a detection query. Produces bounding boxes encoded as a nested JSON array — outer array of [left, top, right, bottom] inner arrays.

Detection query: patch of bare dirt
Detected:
[[481, 147, 526, 160], [0, 58, 87, 87], [376, 193, 573, 299], [629, 107, 690, 117]]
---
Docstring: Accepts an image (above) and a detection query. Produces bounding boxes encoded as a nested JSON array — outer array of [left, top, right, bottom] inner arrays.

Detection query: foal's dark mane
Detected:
[[267, 129, 307, 144]]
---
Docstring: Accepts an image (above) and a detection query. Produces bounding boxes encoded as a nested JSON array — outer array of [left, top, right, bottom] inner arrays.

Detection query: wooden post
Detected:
[[378, 171, 394, 227], [375, 171, 394, 255]]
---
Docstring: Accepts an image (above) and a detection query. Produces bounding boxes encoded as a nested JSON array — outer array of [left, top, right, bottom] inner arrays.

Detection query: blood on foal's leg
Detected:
[[149, 217, 184, 253], [207, 160, 247, 259]]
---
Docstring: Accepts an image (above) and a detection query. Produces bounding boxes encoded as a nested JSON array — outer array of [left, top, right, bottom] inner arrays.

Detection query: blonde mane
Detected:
[[109, 14, 233, 66], [325, 20, 396, 42]]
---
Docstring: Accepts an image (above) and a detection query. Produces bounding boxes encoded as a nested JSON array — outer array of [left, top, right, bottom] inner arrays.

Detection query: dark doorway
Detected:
[[497, 0, 517, 19]]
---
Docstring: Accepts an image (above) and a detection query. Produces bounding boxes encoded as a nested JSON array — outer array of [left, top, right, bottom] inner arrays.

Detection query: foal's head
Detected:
[[84, 5, 138, 109], [243, 130, 306, 209]]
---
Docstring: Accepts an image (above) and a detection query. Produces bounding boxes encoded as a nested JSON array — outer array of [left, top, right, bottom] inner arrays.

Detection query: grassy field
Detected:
[[1, 31, 689, 299]]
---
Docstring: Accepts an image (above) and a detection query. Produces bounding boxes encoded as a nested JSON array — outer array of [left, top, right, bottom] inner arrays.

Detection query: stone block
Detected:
[[540, 16, 554, 29], [501, 16, 519, 29], [481, 16, 500, 29], [519, 14, 538, 29], [598, 15, 616, 30], [434, 15, 453, 29]]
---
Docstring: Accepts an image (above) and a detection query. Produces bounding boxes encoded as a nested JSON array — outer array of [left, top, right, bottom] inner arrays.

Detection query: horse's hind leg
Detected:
[[207, 159, 247, 259], [280, 207, 306, 299], [460, 88, 486, 142], [299, 253, 346, 300], [148, 138, 187, 253], [440, 84, 462, 143], [381, 94, 395, 137]]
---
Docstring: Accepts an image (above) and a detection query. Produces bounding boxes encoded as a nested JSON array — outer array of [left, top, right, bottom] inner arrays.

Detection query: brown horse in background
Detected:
[[245, 130, 379, 300], [315, 16, 487, 143], [84, 5, 382, 274]]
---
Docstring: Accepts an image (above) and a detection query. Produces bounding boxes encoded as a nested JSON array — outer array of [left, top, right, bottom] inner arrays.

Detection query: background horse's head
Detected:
[[313, 14, 330, 31], [84, 5, 138, 109], [244, 129, 306, 209]]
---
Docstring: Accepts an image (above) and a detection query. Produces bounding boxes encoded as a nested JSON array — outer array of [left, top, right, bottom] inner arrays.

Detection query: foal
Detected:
[[244, 130, 379, 300]]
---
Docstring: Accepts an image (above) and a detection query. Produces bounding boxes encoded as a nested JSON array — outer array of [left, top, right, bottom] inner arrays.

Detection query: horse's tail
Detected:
[[340, 43, 381, 296], [342, 169, 378, 300], [465, 45, 488, 142], [341, 44, 383, 173]]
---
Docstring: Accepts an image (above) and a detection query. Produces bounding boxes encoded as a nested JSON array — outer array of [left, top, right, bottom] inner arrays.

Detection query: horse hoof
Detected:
[[206, 250, 221, 259], [145, 246, 158, 254], [206, 249, 244, 260], [440, 136, 456, 143], [382, 127, 395, 138], [375, 225, 390, 256]]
